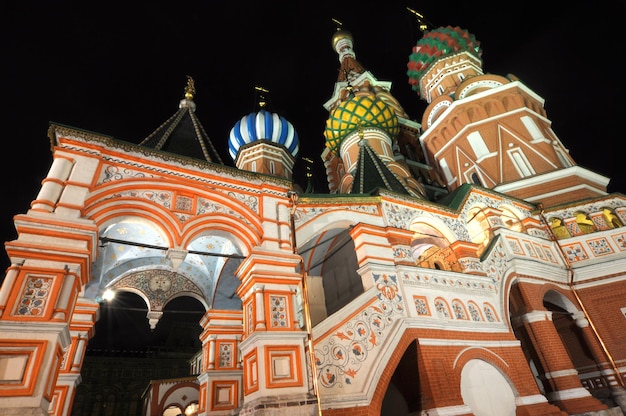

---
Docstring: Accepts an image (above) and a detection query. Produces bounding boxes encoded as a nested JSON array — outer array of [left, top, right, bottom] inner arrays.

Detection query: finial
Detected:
[[184, 75, 196, 100], [332, 18, 343, 31], [255, 86, 269, 109], [357, 123, 365, 141], [406, 7, 432, 32], [303, 157, 314, 178]]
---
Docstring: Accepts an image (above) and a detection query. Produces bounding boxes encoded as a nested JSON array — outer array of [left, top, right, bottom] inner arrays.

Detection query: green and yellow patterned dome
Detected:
[[324, 94, 399, 156]]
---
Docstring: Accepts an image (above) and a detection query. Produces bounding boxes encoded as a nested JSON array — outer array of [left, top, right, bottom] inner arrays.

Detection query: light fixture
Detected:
[[184, 403, 198, 415], [102, 289, 115, 302]]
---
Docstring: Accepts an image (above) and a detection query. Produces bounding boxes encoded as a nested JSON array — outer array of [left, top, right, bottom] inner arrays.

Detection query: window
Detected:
[[521, 115, 549, 143], [508, 149, 534, 177], [467, 131, 490, 160]]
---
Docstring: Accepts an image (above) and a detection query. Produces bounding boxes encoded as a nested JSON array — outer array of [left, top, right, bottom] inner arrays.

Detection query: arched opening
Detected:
[[74, 292, 205, 415], [548, 216, 571, 239], [410, 220, 457, 271], [381, 340, 421, 415], [467, 206, 491, 255], [544, 298, 616, 407], [321, 236, 362, 316], [460, 359, 516, 416]]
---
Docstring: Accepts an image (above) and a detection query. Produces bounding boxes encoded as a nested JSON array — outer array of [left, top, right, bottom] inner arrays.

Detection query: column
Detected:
[[573, 312, 626, 412], [520, 310, 608, 414]]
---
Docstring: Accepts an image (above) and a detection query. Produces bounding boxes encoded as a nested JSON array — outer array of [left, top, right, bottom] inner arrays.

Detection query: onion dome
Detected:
[[407, 26, 481, 92], [324, 94, 399, 156], [228, 109, 299, 161]]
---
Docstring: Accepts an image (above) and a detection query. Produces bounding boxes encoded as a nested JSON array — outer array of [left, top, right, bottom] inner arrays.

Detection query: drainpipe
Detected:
[[289, 191, 323, 416], [538, 203, 625, 390]]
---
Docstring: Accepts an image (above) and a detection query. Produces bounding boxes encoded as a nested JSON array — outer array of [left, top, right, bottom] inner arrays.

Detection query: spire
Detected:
[[139, 76, 224, 164], [330, 19, 365, 83], [303, 157, 316, 194], [255, 85, 269, 110]]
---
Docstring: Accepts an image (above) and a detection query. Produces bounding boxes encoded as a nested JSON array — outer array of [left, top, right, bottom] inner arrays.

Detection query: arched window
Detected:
[[468, 301, 482, 321], [603, 208, 623, 229], [574, 211, 596, 234], [434, 298, 451, 318], [483, 303, 499, 322], [452, 300, 468, 319], [549, 217, 571, 239]]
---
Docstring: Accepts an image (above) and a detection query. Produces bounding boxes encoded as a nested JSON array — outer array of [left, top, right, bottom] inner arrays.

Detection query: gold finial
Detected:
[[255, 86, 269, 109], [303, 157, 314, 178], [184, 75, 196, 100], [407, 7, 432, 32]]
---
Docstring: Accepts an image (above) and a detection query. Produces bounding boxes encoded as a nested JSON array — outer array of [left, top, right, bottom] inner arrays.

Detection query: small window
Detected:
[[603, 208, 623, 228], [521, 115, 549, 143], [467, 131, 490, 159], [509, 149, 535, 177]]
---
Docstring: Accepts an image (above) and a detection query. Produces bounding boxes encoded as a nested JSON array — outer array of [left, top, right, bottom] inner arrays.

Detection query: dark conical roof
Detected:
[[139, 77, 223, 164], [352, 141, 409, 195]]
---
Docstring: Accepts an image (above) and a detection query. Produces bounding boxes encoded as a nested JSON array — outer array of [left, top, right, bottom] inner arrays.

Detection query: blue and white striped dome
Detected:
[[228, 109, 299, 161]]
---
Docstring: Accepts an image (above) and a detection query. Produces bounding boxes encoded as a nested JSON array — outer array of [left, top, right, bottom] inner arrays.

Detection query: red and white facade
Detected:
[[1, 21, 625, 416]]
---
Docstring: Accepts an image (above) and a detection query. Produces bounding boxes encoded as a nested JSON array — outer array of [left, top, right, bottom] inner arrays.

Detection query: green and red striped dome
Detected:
[[407, 26, 481, 94], [324, 94, 399, 156]]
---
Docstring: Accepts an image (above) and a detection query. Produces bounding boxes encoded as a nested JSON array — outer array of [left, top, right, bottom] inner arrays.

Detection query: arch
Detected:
[[380, 338, 420, 415], [483, 98, 505, 117], [90, 203, 180, 246], [296, 209, 374, 274], [434, 297, 451, 318], [451, 299, 468, 320], [548, 216, 571, 239], [601, 207, 623, 229], [467, 300, 483, 321], [466, 205, 492, 253], [498, 204, 525, 232], [409, 215, 457, 246], [369, 329, 422, 416], [86, 178, 264, 246], [409, 216, 457, 270], [181, 216, 258, 256], [543, 289, 579, 314], [460, 358, 516, 416], [502, 94, 524, 111], [455, 74, 509, 100], [452, 348, 518, 416], [163, 404, 184, 416], [482, 302, 500, 322], [466, 103, 488, 123], [574, 211, 596, 234], [156, 379, 199, 415]]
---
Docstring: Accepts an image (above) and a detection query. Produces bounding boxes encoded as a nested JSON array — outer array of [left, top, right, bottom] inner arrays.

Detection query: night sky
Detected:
[[1, 2, 623, 346]]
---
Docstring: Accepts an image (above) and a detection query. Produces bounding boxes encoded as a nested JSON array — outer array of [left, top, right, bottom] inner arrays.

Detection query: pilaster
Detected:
[[197, 309, 244, 416], [235, 248, 318, 415]]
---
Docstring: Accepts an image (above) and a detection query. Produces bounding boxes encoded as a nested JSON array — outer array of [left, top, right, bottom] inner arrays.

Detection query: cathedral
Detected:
[[1, 13, 626, 416]]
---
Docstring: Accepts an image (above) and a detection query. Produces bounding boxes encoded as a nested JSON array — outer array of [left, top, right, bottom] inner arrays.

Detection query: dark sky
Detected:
[[1, 2, 623, 345]]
